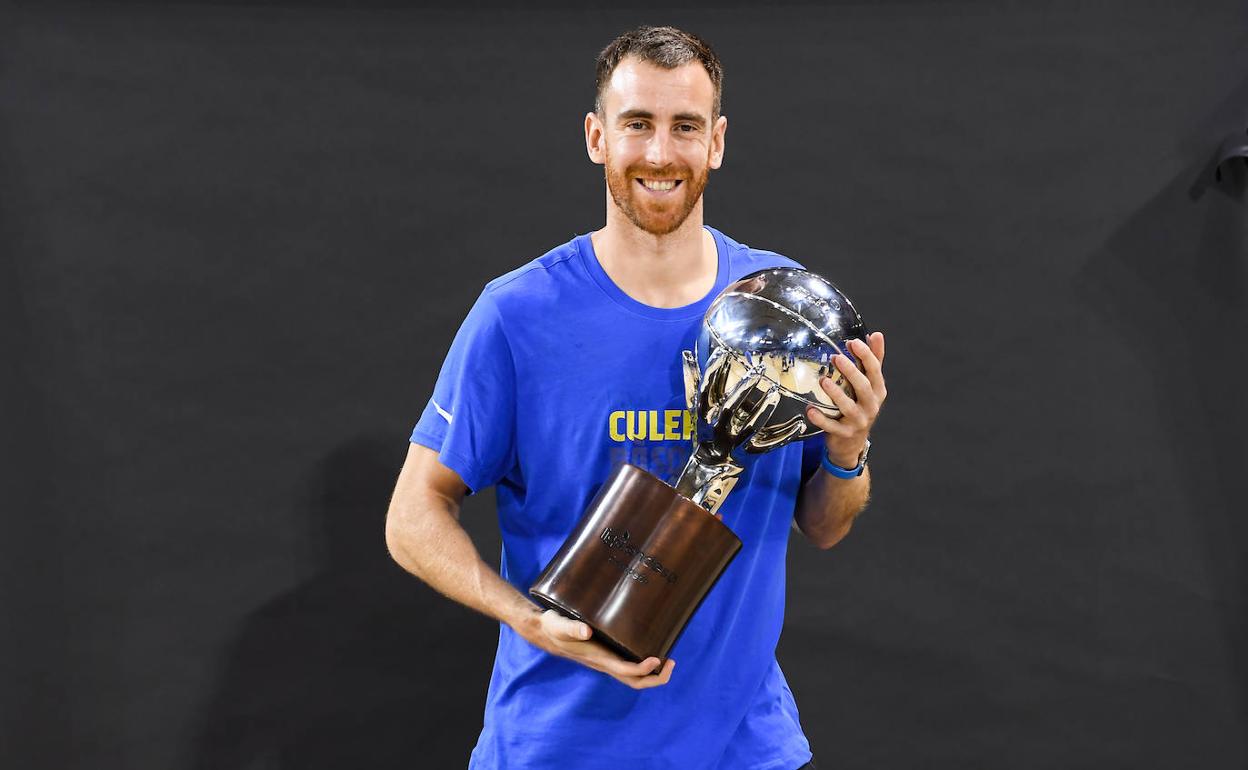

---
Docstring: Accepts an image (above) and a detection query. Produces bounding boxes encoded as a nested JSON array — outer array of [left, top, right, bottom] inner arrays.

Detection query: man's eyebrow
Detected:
[[672, 112, 708, 126], [616, 109, 708, 126], [616, 109, 655, 122]]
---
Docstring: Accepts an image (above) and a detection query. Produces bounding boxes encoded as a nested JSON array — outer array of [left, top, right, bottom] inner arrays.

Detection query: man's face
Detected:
[[589, 57, 726, 236]]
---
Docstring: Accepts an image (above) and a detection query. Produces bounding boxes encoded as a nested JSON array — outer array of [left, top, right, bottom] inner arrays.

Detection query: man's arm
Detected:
[[384, 442, 536, 629], [794, 464, 871, 549], [794, 332, 887, 549], [384, 442, 675, 689]]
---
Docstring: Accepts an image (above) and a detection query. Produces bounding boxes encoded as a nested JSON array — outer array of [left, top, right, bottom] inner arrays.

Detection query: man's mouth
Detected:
[[637, 178, 682, 192]]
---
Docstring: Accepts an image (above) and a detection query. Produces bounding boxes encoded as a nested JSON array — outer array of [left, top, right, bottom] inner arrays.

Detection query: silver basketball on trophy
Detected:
[[674, 267, 868, 513]]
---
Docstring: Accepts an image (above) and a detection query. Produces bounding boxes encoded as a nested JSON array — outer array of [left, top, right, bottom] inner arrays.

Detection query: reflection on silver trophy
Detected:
[[675, 267, 868, 513], [529, 266, 868, 662]]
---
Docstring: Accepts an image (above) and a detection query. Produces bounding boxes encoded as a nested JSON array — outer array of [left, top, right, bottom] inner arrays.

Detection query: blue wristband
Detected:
[[820, 442, 869, 479]]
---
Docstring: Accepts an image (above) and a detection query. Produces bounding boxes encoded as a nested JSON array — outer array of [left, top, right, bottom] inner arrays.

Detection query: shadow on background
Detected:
[[1075, 96, 1248, 751], [191, 436, 497, 769]]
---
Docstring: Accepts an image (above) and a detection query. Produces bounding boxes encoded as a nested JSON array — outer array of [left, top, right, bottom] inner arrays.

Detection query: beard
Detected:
[[604, 149, 711, 236]]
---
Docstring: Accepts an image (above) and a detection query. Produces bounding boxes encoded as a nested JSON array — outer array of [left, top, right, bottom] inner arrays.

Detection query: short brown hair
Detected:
[[594, 26, 724, 118]]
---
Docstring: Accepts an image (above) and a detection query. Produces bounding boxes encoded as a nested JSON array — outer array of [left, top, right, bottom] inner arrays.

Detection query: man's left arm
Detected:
[[794, 332, 887, 549]]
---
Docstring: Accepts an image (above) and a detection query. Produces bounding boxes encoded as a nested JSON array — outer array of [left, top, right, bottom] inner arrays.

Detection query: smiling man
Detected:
[[385, 25, 887, 770]]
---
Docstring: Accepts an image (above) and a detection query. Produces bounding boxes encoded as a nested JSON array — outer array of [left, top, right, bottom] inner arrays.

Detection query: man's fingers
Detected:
[[833, 353, 875, 409], [820, 371, 857, 411], [597, 653, 664, 680], [870, 331, 885, 364], [614, 658, 676, 689], [849, 337, 886, 399], [562, 636, 656, 675], [653, 657, 676, 683], [806, 401, 854, 436], [807, 408, 854, 440]]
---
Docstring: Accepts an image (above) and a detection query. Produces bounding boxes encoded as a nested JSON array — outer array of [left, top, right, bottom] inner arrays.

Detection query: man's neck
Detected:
[[590, 203, 718, 309]]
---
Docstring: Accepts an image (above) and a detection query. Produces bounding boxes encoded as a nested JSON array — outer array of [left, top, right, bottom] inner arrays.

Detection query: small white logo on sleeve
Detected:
[[432, 399, 453, 424]]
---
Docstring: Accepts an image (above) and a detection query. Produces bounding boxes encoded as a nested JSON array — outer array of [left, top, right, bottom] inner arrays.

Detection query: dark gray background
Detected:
[[2, 1, 1246, 768]]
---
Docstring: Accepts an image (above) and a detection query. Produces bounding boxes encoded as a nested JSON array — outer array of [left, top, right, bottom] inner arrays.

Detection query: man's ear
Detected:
[[709, 114, 727, 170], [585, 111, 606, 165]]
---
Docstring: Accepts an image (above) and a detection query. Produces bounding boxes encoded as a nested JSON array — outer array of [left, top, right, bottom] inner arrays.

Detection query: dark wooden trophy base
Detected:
[[529, 463, 742, 662]]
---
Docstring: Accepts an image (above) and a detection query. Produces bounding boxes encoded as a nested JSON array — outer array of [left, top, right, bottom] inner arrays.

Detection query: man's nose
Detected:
[[644, 131, 673, 167]]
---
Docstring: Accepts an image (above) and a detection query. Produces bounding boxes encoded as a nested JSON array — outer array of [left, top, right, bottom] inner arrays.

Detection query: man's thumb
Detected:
[[550, 613, 592, 641]]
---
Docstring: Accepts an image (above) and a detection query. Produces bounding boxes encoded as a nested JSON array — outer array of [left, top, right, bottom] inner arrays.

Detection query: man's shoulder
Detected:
[[711, 226, 807, 274], [475, 234, 585, 317]]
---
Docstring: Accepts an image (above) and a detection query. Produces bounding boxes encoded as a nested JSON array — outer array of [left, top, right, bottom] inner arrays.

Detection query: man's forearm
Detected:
[[793, 465, 871, 549], [385, 492, 540, 633]]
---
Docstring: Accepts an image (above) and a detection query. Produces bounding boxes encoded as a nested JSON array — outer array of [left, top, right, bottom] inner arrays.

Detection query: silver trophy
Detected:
[[530, 266, 867, 661], [675, 267, 868, 513]]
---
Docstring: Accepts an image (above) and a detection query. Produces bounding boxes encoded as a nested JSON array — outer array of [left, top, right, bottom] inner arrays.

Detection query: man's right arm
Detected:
[[383, 442, 675, 689]]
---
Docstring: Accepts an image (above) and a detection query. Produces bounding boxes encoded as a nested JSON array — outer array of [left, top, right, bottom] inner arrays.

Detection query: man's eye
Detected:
[[677, 125, 696, 132], [627, 121, 647, 130]]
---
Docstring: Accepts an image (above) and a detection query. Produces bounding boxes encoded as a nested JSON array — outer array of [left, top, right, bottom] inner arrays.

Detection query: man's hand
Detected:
[[793, 332, 886, 548], [516, 609, 676, 690], [805, 332, 887, 465]]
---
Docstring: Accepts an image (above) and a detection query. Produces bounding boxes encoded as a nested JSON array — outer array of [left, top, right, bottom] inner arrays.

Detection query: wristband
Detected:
[[820, 438, 871, 479]]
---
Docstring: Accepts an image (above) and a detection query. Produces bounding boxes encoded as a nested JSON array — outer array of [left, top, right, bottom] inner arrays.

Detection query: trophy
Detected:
[[530, 268, 868, 662]]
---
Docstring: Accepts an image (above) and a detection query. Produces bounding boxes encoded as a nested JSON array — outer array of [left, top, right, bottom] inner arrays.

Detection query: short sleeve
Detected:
[[800, 433, 826, 484], [410, 290, 517, 494]]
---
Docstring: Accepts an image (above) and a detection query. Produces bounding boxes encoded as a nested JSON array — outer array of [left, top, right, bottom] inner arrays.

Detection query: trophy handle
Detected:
[[747, 414, 808, 451], [681, 350, 700, 411]]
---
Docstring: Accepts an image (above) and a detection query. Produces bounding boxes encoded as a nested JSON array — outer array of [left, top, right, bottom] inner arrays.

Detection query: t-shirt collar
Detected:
[[576, 225, 731, 321]]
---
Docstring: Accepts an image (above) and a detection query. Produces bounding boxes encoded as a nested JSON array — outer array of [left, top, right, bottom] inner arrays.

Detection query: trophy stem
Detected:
[[674, 448, 744, 516]]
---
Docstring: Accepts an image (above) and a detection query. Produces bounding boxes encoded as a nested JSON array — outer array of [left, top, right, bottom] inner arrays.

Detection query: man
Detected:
[[385, 25, 887, 770]]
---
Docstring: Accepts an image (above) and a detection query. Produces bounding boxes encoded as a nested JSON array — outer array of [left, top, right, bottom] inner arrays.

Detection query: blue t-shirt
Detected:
[[411, 225, 824, 770]]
